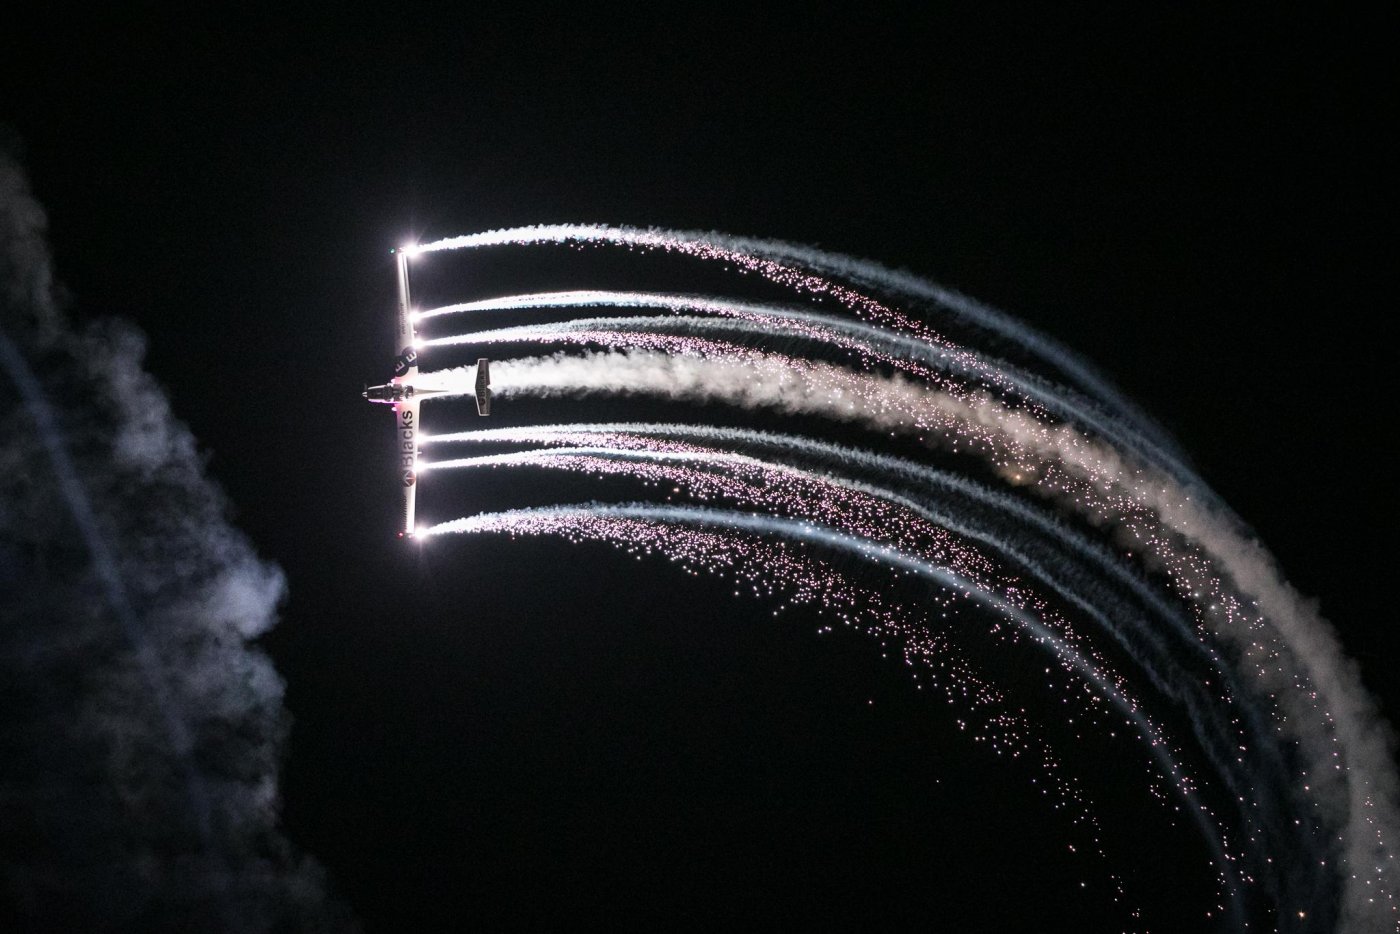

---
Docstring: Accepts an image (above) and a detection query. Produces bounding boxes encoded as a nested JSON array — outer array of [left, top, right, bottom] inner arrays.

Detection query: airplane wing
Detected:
[[392, 250, 418, 382], [395, 398, 421, 536], [475, 358, 491, 416]]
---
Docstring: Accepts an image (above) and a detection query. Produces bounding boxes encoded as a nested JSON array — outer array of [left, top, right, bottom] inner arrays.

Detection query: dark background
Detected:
[[3, 8, 1392, 931]]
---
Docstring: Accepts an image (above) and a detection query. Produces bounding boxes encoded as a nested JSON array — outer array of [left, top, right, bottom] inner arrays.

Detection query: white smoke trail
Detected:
[[424, 442, 1285, 825], [422, 421, 1226, 671], [421, 422, 1245, 699], [421, 442, 1206, 699], [413, 224, 1177, 454], [424, 427, 1318, 891], [418, 291, 1200, 486], [424, 349, 1396, 931], [421, 422, 1281, 760]]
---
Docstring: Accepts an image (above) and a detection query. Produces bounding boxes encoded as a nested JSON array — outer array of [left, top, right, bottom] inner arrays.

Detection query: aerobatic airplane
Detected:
[[364, 246, 491, 537]]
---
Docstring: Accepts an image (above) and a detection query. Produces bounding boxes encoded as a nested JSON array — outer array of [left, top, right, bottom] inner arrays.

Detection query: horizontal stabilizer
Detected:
[[475, 358, 492, 417]]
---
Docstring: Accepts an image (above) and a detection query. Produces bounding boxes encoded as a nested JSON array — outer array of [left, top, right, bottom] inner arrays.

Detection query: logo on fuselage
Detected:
[[398, 407, 416, 485], [393, 346, 418, 378]]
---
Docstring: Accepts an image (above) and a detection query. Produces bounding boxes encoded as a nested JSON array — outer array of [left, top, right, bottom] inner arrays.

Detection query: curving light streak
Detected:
[[425, 502, 1248, 922], [407, 227, 1396, 931]]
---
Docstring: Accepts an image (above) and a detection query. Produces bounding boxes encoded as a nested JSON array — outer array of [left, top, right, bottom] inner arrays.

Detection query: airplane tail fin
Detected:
[[475, 358, 492, 416]]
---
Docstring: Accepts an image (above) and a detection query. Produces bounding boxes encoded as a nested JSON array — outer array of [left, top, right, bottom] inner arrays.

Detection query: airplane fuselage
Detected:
[[363, 381, 449, 404]]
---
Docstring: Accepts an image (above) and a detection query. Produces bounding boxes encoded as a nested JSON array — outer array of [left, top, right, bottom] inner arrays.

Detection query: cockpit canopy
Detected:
[[363, 382, 414, 403]]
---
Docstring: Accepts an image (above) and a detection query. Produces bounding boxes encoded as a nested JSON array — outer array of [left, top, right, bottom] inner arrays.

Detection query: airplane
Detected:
[[364, 246, 491, 537]]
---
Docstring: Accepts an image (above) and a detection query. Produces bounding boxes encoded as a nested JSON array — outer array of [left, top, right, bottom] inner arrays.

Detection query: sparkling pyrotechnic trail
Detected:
[[399, 224, 1394, 932]]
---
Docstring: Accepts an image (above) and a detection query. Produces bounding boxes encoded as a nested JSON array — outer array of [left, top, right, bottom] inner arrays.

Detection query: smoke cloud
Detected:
[[1, 149, 348, 930]]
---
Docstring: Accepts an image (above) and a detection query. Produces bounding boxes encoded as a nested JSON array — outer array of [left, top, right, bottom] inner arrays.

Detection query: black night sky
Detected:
[[2, 9, 1394, 932]]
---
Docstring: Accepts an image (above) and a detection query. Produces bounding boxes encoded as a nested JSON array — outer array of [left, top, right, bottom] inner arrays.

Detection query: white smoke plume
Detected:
[[0, 147, 351, 930]]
